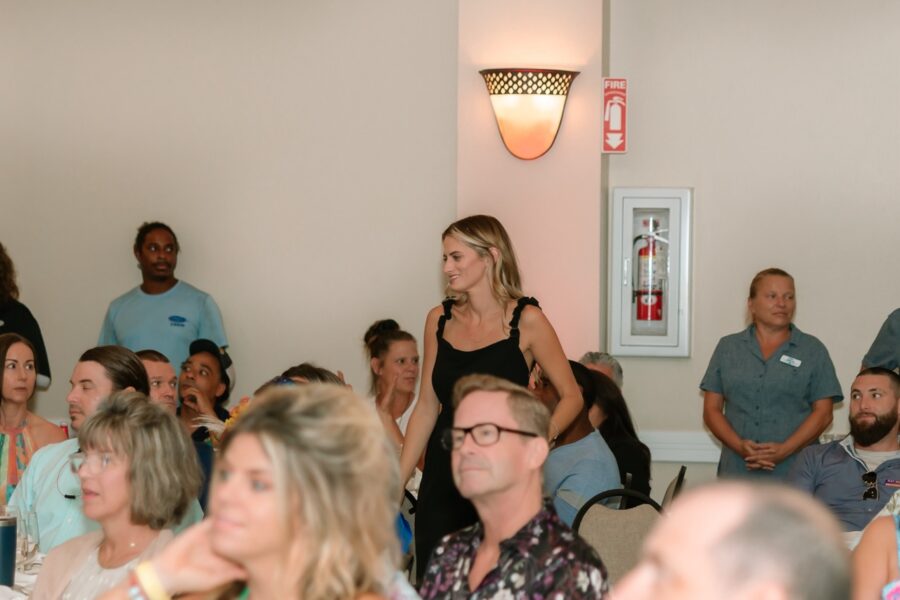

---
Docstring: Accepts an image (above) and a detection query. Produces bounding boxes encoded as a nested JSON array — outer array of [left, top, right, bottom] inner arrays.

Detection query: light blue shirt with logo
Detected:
[[98, 281, 227, 373]]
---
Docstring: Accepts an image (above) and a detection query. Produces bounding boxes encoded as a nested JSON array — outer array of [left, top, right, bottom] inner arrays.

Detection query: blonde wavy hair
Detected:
[[216, 384, 400, 600], [442, 215, 523, 305]]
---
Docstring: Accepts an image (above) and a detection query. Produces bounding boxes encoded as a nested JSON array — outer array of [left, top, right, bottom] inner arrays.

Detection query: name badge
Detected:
[[780, 355, 802, 368]]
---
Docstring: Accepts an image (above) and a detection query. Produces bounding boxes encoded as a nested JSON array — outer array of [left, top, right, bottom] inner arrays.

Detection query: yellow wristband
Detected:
[[134, 562, 171, 600]]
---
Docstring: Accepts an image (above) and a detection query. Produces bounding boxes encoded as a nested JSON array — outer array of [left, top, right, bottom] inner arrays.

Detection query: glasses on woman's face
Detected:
[[441, 423, 539, 451], [68, 451, 118, 475]]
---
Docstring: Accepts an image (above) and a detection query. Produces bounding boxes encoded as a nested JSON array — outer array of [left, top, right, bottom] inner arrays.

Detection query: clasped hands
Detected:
[[740, 439, 790, 471]]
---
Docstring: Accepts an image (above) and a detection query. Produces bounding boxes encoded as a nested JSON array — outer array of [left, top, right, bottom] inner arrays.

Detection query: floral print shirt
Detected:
[[418, 499, 608, 599]]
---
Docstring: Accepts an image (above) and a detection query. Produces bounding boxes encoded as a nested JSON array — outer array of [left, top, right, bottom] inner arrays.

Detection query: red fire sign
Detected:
[[602, 78, 627, 153]]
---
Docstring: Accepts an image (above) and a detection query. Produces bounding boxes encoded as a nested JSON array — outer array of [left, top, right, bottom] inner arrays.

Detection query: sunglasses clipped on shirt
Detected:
[[862, 471, 878, 500]]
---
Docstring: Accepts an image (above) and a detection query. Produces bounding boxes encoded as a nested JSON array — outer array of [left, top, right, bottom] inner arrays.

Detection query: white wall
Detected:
[[0, 1, 458, 418], [606, 0, 900, 490], [458, 0, 606, 356]]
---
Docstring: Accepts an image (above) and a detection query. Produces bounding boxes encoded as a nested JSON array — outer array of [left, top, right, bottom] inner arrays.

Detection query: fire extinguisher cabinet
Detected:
[[608, 187, 692, 357]]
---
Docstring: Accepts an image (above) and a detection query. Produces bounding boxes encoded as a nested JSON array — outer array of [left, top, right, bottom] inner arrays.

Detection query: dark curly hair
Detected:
[[0, 243, 19, 306], [133, 222, 180, 254]]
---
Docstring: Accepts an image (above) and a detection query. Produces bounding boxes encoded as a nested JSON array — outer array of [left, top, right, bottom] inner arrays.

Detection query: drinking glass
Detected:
[[14, 509, 37, 572]]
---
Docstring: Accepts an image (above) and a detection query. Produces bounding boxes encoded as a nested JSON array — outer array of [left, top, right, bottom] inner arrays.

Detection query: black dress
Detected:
[[0, 299, 51, 385], [415, 296, 537, 579]]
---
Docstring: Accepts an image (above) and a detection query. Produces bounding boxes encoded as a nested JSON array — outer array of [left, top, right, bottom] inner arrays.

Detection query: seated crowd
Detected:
[[4, 223, 900, 599], [6, 333, 891, 599]]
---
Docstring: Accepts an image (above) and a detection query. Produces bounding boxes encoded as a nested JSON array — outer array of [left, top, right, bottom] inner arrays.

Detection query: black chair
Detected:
[[614, 472, 635, 509], [661, 465, 687, 509]]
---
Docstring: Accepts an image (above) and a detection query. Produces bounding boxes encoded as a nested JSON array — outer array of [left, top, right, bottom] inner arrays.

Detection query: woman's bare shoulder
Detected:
[[27, 413, 67, 445], [516, 300, 548, 328], [426, 303, 446, 321]]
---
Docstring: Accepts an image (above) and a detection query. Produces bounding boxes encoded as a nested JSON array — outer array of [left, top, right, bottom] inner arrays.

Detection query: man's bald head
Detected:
[[614, 482, 849, 600]]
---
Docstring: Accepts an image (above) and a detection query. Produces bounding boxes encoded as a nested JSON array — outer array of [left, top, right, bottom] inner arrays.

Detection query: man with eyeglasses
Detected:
[[418, 373, 608, 599], [789, 367, 900, 539], [98, 221, 228, 376], [9, 345, 203, 552]]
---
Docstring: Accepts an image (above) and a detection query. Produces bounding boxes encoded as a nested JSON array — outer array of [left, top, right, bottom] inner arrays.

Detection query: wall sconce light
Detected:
[[479, 68, 579, 160]]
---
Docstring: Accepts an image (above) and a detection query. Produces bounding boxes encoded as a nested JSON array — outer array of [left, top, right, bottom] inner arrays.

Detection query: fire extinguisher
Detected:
[[633, 218, 668, 322]]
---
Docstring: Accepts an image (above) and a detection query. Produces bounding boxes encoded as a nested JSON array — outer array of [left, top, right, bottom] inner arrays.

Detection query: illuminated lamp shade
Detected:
[[479, 68, 579, 160]]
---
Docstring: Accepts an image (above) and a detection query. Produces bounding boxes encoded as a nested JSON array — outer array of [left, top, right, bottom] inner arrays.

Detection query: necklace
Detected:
[[99, 535, 150, 568]]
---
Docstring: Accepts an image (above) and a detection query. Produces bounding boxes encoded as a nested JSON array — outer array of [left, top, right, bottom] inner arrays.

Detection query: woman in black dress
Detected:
[[0, 243, 51, 388], [399, 215, 581, 579]]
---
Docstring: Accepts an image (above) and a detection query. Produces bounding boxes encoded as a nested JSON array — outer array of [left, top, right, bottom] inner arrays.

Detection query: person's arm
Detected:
[[862, 309, 900, 371], [702, 391, 762, 467], [398, 307, 441, 487], [852, 515, 897, 600], [181, 385, 221, 423], [748, 398, 833, 470], [97, 521, 246, 600], [30, 418, 67, 449], [520, 305, 579, 440], [199, 294, 229, 349], [374, 374, 405, 449], [98, 304, 118, 346]]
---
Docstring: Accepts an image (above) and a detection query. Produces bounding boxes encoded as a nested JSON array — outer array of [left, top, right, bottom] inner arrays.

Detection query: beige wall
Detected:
[[5, 0, 900, 469], [0, 1, 458, 418], [458, 0, 606, 356], [602, 1, 900, 496]]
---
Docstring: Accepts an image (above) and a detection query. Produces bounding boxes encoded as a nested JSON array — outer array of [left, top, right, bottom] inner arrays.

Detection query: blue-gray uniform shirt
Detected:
[[700, 324, 843, 479], [788, 436, 900, 531], [863, 309, 900, 370]]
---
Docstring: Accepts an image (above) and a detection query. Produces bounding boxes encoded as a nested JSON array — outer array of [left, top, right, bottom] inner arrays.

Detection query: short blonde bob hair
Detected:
[[442, 215, 523, 305], [78, 391, 201, 530], [218, 383, 400, 600]]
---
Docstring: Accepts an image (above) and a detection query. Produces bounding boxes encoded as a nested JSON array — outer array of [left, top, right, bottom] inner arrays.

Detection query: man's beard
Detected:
[[850, 411, 899, 447]]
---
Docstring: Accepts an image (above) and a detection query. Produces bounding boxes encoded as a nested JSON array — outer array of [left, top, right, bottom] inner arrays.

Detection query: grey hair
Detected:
[[579, 351, 623, 387], [711, 485, 849, 600]]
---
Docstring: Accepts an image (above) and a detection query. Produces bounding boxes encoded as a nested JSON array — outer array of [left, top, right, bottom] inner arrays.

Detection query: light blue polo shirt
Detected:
[[543, 431, 621, 525], [701, 324, 843, 479], [98, 281, 227, 373]]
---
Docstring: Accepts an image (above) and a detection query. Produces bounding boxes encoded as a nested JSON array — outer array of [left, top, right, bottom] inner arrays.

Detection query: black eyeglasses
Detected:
[[862, 471, 878, 500], [441, 423, 539, 451]]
